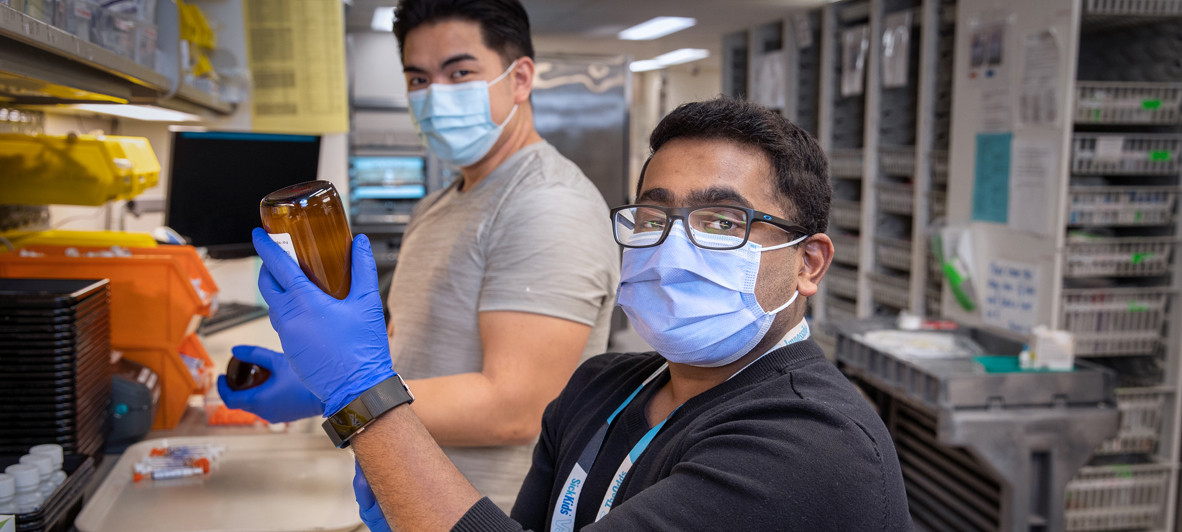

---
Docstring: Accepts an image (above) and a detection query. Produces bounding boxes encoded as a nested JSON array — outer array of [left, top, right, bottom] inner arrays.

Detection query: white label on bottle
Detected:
[[267, 232, 299, 263]]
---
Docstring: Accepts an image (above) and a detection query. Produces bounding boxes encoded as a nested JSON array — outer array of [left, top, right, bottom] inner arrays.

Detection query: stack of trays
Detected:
[[0, 279, 114, 458]]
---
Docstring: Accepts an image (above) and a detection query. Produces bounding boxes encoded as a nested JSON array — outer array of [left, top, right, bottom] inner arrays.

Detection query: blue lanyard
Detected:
[[548, 319, 811, 531], [550, 363, 668, 532]]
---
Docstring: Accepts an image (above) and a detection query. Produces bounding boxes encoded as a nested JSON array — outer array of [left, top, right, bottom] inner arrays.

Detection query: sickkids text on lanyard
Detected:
[[549, 320, 811, 531]]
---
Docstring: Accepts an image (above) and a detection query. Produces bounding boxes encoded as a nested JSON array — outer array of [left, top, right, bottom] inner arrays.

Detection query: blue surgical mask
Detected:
[[617, 221, 807, 367], [407, 60, 519, 167]]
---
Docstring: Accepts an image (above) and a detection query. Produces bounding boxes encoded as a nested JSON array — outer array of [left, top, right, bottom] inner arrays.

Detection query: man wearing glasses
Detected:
[[251, 97, 911, 530]]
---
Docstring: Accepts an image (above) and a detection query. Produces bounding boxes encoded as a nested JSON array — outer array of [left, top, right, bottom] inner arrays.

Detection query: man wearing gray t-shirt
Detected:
[[386, 0, 619, 509], [219, 0, 619, 513]]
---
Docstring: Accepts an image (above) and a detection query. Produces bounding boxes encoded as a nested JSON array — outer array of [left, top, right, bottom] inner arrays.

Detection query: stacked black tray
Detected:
[[0, 279, 114, 458]]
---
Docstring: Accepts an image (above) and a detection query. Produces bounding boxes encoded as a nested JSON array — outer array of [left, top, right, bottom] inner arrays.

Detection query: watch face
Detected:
[[327, 406, 371, 436]]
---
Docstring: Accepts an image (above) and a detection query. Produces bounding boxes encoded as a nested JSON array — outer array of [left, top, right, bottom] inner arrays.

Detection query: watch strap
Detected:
[[323, 374, 414, 448]]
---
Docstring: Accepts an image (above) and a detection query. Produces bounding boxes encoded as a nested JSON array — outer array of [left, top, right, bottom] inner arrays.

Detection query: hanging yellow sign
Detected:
[[242, 0, 349, 134]]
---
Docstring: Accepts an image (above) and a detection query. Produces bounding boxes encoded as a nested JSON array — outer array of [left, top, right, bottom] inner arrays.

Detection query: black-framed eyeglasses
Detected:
[[610, 204, 810, 250]]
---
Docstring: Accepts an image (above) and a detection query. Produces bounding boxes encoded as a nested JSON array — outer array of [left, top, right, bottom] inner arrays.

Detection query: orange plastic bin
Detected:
[[0, 244, 219, 428], [0, 245, 216, 348]]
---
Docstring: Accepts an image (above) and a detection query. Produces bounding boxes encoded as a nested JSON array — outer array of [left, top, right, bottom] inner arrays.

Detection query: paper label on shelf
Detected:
[[267, 232, 298, 263], [1094, 136, 1124, 162], [752, 51, 786, 109], [793, 13, 813, 49], [1149, 150, 1171, 162], [982, 259, 1039, 336], [1, 516, 14, 532], [882, 11, 912, 89], [1009, 139, 1054, 236], [972, 132, 1012, 224], [1142, 99, 1162, 110], [1018, 30, 1060, 126], [841, 25, 869, 97]]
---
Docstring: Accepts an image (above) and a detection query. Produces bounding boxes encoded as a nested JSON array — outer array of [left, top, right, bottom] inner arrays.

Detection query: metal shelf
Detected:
[[0, 4, 166, 100], [0, 4, 233, 115]]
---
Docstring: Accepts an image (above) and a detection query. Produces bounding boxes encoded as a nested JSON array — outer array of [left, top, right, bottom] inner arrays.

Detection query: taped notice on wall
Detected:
[[244, 0, 349, 134]]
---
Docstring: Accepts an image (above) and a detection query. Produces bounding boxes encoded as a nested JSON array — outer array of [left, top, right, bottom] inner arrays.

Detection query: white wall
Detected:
[[350, 32, 408, 107], [627, 63, 722, 198]]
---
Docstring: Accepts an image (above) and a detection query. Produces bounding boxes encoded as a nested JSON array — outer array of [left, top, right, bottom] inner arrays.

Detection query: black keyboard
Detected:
[[198, 302, 269, 335]]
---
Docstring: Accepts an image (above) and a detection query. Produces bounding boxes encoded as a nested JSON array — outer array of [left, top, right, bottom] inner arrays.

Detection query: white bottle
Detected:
[[4, 464, 44, 513], [28, 444, 67, 489], [0, 473, 16, 514], [19, 454, 55, 499]]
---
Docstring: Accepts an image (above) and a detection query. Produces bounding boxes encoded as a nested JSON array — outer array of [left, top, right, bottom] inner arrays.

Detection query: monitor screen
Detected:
[[350, 156, 427, 200], [165, 131, 322, 259]]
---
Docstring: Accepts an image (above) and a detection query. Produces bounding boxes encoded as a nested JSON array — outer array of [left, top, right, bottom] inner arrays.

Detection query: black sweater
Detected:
[[453, 339, 912, 531]]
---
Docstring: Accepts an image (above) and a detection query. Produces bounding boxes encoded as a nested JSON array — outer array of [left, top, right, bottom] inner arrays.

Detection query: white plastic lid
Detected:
[[20, 454, 53, 479], [0, 473, 13, 497], [29, 444, 64, 467], [4, 464, 40, 489]]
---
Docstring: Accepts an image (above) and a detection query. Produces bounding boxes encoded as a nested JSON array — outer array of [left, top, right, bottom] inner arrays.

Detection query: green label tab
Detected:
[[1149, 150, 1171, 161], [1142, 99, 1162, 110], [1128, 301, 1149, 312], [1131, 252, 1155, 264]]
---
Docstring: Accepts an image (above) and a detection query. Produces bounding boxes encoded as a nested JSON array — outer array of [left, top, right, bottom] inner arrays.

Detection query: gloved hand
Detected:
[[252, 227, 396, 417], [216, 345, 324, 422], [353, 460, 392, 532]]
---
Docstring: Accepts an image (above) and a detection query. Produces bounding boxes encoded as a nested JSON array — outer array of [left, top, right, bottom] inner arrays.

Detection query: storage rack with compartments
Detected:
[[725, 0, 955, 353], [729, 0, 1182, 528]]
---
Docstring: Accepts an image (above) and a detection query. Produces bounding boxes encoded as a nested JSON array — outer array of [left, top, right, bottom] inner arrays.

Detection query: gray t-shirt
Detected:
[[386, 141, 620, 510]]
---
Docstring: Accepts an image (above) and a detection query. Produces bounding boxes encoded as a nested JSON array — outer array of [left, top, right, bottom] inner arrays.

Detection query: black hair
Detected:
[[638, 97, 831, 235], [393, 0, 535, 68]]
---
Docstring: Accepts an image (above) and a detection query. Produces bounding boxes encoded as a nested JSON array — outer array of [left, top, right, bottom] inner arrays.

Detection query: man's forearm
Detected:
[[406, 373, 545, 447], [352, 405, 484, 531]]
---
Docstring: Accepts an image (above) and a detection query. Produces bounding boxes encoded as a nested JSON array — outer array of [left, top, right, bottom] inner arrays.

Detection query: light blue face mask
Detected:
[[617, 221, 807, 367], [407, 60, 519, 167]]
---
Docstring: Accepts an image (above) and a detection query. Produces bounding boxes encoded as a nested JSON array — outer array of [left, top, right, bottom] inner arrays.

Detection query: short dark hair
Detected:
[[393, 0, 535, 68], [638, 97, 831, 235]]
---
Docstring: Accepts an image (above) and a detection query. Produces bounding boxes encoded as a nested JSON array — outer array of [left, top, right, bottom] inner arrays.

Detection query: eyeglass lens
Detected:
[[613, 206, 750, 249]]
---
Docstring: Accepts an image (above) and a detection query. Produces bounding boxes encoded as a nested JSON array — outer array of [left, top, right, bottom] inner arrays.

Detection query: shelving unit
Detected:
[[1062, 4, 1182, 530], [0, 3, 233, 115], [731, 0, 1182, 528]]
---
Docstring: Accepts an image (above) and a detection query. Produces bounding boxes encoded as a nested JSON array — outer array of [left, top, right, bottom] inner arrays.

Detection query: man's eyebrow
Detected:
[[687, 187, 752, 209], [637, 188, 675, 204], [403, 54, 479, 73]]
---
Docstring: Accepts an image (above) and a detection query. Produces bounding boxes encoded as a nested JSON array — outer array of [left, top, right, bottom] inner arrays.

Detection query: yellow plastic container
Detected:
[[0, 230, 158, 253], [0, 133, 161, 206]]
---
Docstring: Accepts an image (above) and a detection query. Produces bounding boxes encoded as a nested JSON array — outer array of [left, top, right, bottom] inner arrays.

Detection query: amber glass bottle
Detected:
[[259, 180, 353, 299], [225, 181, 352, 392]]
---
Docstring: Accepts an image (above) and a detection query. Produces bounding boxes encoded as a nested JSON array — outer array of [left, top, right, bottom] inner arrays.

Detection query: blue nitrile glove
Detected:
[[252, 227, 396, 417], [353, 460, 392, 532], [216, 345, 324, 422]]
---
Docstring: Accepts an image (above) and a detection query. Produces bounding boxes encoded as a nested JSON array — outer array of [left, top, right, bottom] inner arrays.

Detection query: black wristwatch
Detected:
[[323, 374, 414, 448]]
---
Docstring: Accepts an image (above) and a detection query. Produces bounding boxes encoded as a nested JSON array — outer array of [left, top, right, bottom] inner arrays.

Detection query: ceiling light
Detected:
[[629, 59, 664, 72], [371, 7, 396, 32], [70, 104, 202, 122], [618, 16, 696, 41], [655, 48, 709, 66]]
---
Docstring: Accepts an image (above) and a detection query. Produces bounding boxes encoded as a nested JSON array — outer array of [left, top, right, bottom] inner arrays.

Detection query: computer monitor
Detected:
[[165, 131, 322, 259], [349, 155, 427, 200]]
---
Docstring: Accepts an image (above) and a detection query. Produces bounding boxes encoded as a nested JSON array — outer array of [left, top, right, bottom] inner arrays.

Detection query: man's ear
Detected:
[[796, 233, 834, 298], [510, 57, 535, 104]]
